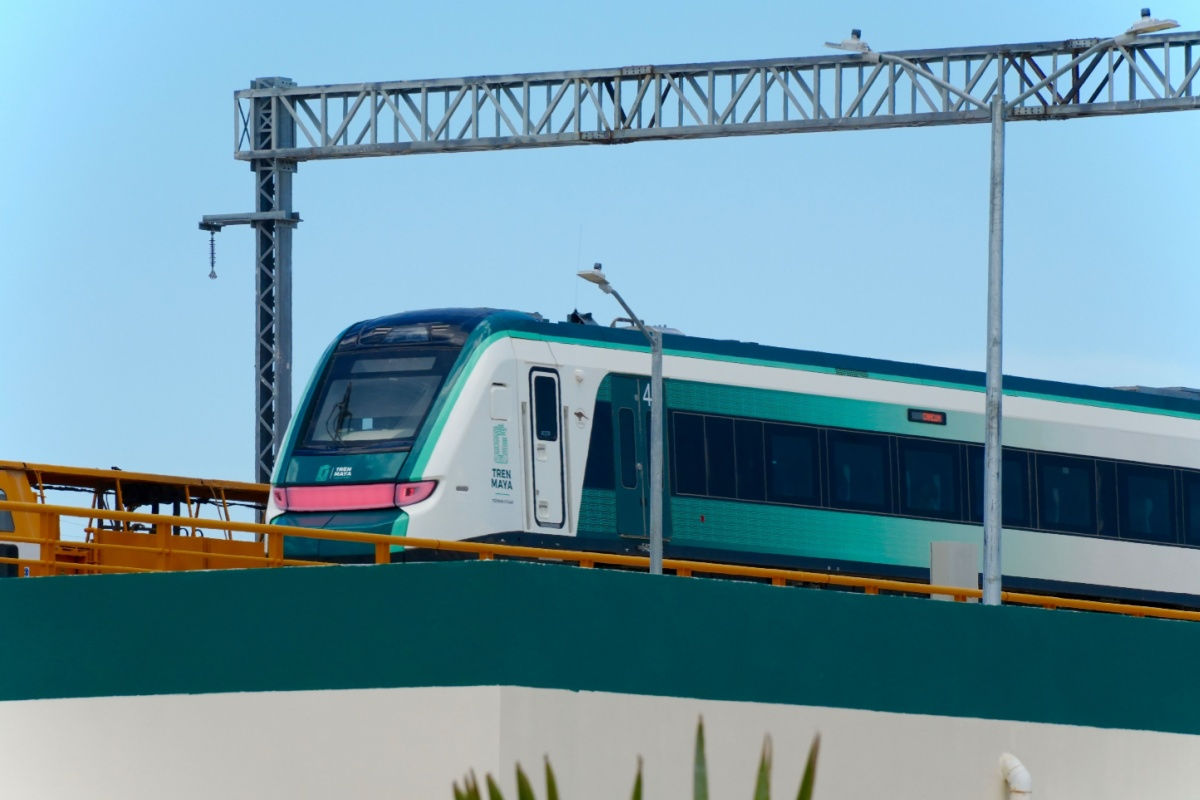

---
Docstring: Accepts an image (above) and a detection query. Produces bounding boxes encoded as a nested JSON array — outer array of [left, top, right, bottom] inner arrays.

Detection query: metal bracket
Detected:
[[199, 211, 302, 232]]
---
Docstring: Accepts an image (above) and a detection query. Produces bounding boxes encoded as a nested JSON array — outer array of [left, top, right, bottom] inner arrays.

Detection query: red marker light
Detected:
[[274, 481, 438, 512], [394, 480, 437, 506], [282, 483, 397, 511]]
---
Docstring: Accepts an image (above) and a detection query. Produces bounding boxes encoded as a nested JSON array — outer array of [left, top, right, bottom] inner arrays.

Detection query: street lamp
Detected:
[[1122, 7, 1179, 38], [578, 263, 664, 576], [826, 10, 1178, 606]]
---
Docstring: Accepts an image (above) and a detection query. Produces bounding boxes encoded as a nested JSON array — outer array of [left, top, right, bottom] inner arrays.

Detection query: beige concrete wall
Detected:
[[1, 686, 1196, 799]]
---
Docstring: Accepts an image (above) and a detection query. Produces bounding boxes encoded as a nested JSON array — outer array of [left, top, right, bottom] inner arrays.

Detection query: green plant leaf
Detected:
[[753, 735, 772, 800], [629, 756, 643, 800], [693, 717, 708, 800], [516, 763, 536, 800], [795, 735, 821, 800], [486, 773, 506, 800], [544, 756, 559, 800], [454, 772, 481, 800]]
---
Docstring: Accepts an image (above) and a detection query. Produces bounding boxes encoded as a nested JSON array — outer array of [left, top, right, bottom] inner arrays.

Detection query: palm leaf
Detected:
[[629, 756, 643, 800], [753, 736, 772, 800], [693, 717, 709, 800], [486, 773, 506, 800], [795, 735, 821, 800], [544, 756, 560, 800], [515, 764, 536, 800], [454, 771, 481, 800]]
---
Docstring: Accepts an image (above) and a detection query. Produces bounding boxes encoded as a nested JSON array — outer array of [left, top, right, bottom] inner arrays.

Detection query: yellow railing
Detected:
[[2, 499, 1199, 622]]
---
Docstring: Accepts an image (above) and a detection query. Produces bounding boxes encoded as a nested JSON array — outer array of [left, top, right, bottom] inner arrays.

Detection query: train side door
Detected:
[[611, 375, 649, 538], [528, 369, 565, 528]]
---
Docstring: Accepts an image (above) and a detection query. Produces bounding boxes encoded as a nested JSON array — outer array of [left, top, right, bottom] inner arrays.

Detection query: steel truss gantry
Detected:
[[207, 29, 1200, 483], [235, 31, 1200, 161]]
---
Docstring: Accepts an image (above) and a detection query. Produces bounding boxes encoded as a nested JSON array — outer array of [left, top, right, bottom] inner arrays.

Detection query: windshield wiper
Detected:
[[325, 383, 353, 441]]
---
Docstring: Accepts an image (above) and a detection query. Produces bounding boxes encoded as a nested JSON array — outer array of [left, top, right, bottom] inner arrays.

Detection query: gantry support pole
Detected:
[[201, 77, 300, 484], [251, 77, 297, 485]]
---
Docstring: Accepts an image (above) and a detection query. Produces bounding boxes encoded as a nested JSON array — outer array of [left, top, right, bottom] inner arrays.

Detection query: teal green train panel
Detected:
[[669, 497, 980, 569], [578, 488, 617, 535], [595, 376, 612, 403], [667, 380, 983, 442]]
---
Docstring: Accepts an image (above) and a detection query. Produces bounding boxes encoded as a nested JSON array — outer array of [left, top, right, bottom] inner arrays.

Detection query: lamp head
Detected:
[[1126, 8, 1178, 35], [577, 263, 613, 294], [825, 29, 872, 54]]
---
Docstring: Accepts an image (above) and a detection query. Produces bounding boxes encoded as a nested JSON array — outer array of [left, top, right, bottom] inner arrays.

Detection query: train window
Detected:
[[966, 448, 1031, 527], [1095, 461, 1118, 538], [624, 410, 643, 491], [0, 490, 11, 533], [1117, 464, 1176, 543], [705, 417, 736, 498], [618, 408, 638, 489], [671, 413, 706, 496], [351, 356, 436, 373], [765, 423, 819, 505], [582, 402, 615, 490], [1183, 473, 1200, 547], [533, 375, 559, 441], [827, 430, 890, 513], [734, 420, 766, 502], [300, 348, 455, 449], [1036, 454, 1096, 534], [899, 439, 961, 520]]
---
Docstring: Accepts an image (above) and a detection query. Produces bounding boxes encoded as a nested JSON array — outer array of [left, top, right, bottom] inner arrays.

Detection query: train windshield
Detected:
[[299, 348, 456, 451]]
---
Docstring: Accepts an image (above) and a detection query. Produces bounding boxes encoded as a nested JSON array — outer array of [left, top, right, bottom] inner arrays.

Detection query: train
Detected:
[[267, 306, 1200, 607]]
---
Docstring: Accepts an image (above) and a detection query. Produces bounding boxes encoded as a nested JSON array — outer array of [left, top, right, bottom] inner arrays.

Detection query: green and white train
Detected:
[[268, 307, 1200, 606]]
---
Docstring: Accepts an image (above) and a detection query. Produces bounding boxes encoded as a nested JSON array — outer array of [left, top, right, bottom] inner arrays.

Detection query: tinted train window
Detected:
[[671, 413, 706, 495], [705, 417, 736, 498], [734, 420, 766, 501], [618, 408, 638, 489], [301, 348, 455, 449], [583, 401, 615, 490], [1095, 461, 1118, 538], [1118, 464, 1176, 543], [533, 375, 559, 441], [828, 430, 890, 513], [1183, 473, 1200, 547], [899, 439, 960, 520], [1036, 454, 1096, 534], [966, 448, 1031, 527], [765, 423, 819, 505]]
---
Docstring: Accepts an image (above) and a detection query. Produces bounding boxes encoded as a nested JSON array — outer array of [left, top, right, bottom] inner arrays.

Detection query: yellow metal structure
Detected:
[[0, 461, 267, 576], [3, 486, 1200, 623]]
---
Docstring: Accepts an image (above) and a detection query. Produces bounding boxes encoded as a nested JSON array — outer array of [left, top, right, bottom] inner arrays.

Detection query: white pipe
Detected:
[[999, 753, 1032, 798]]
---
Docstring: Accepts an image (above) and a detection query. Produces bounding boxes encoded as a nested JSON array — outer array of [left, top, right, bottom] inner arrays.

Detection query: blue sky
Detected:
[[2, 0, 1196, 483]]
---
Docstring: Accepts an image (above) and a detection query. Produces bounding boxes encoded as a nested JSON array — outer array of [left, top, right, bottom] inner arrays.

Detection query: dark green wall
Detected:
[[2, 561, 1197, 734]]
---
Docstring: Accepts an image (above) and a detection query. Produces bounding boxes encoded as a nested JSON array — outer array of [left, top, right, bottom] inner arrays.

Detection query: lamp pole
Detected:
[[983, 87, 1005, 606], [578, 264, 664, 575], [827, 10, 1178, 606]]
